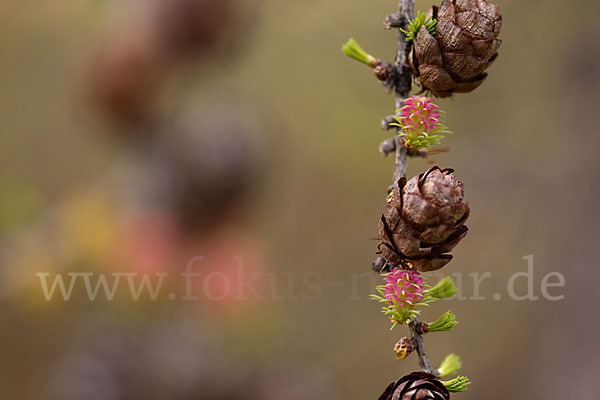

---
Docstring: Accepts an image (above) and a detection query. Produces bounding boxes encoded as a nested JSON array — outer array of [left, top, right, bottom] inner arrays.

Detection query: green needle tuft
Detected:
[[342, 38, 377, 66], [427, 311, 458, 332], [400, 11, 437, 42], [438, 354, 462, 377], [426, 276, 457, 299], [442, 376, 471, 392]]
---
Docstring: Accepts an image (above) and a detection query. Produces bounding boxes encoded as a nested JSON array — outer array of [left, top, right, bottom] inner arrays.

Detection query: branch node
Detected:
[[372, 257, 398, 273], [379, 137, 397, 157], [373, 61, 399, 94], [384, 13, 407, 30], [415, 321, 429, 335], [407, 148, 427, 158], [382, 115, 397, 130]]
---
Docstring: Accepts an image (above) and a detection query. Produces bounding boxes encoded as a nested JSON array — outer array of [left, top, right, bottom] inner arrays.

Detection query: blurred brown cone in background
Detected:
[[378, 372, 450, 400], [89, 0, 253, 125], [409, 0, 502, 97], [90, 27, 167, 125], [113, 104, 266, 235], [161, 110, 265, 234], [378, 166, 469, 272], [156, 0, 238, 55]]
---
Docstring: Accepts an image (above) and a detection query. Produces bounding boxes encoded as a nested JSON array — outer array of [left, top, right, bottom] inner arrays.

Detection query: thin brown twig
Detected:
[[387, 0, 436, 375], [409, 319, 436, 375], [390, 0, 414, 185]]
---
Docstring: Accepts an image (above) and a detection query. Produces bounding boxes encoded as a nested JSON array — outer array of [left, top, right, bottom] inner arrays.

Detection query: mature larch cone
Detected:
[[378, 372, 450, 400], [409, 0, 502, 97], [378, 166, 469, 272]]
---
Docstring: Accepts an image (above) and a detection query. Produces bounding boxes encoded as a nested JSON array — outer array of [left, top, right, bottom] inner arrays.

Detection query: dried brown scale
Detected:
[[409, 0, 502, 97], [378, 372, 450, 400], [378, 166, 469, 272]]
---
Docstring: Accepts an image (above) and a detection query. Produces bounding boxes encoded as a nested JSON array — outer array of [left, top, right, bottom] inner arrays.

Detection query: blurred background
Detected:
[[0, 0, 599, 399]]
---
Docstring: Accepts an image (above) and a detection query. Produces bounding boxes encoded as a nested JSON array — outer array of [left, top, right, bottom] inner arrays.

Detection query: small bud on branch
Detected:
[[394, 337, 417, 360], [384, 13, 406, 30]]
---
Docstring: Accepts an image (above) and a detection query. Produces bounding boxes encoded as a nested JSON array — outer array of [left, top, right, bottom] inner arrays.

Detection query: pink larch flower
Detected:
[[383, 267, 424, 307], [391, 95, 451, 150], [399, 96, 440, 134]]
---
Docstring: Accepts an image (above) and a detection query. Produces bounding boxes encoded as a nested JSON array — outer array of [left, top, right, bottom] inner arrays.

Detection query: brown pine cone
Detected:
[[378, 166, 469, 272], [378, 372, 450, 400], [409, 0, 502, 97]]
